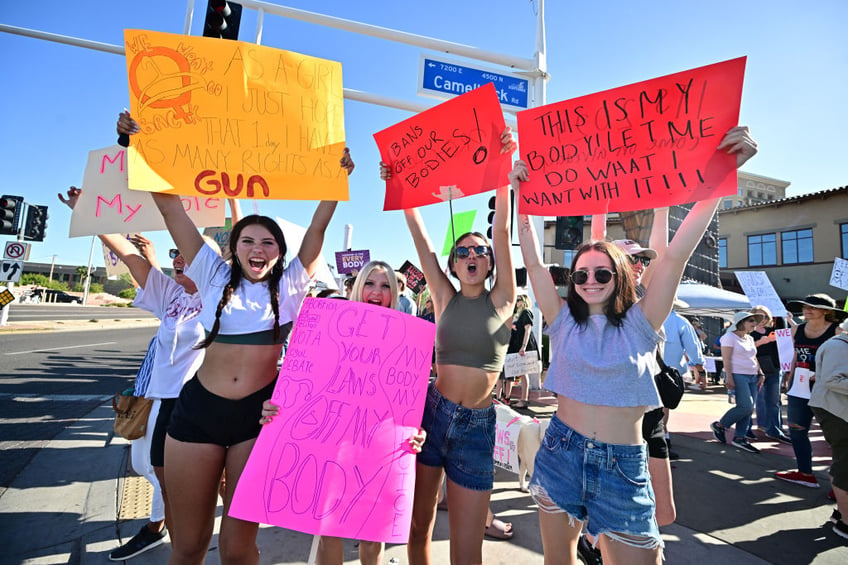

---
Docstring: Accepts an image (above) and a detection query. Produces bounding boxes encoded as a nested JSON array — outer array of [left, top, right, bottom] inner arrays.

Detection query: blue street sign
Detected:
[[419, 56, 529, 110]]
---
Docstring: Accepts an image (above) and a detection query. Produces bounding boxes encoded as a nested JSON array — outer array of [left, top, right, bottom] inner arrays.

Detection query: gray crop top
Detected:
[[435, 290, 511, 372], [543, 303, 663, 407]]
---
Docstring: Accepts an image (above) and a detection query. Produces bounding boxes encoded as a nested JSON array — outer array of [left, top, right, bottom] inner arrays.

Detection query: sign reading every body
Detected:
[[374, 83, 512, 210], [123, 29, 348, 201], [230, 298, 435, 543], [516, 57, 746, 215]]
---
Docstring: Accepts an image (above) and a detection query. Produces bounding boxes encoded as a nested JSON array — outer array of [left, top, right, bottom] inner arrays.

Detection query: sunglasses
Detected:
[[628, 255, 652, 267], [571, 268, 615, 285], [455, 245, 489, 259], [169, 249, 180, 260]]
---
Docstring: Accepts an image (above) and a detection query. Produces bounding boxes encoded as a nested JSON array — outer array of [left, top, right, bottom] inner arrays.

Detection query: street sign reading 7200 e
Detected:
[[418, 55, 529, 111]]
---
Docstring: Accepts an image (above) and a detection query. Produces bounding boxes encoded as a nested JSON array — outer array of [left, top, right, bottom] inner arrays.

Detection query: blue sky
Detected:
[[2, 0, 846, 273]]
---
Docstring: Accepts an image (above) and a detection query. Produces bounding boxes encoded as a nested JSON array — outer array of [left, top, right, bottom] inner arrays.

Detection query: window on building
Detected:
[[748, 233, 777, 266], [782, 228, 813, 264], [723, 200, 733, 209], [719, 238, 728, 268], [842, 223, 848, 258]]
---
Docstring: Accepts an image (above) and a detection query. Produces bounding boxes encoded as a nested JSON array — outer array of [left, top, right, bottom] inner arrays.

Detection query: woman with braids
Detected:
[[119, 113, 355, 563]]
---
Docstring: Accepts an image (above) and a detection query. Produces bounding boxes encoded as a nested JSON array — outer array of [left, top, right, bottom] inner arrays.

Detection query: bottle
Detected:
[[727, 388, 736, 404]]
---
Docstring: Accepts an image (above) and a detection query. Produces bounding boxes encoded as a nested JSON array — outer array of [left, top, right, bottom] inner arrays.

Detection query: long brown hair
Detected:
[[196, 215, 288, 348], [565, 240, 636, 327]]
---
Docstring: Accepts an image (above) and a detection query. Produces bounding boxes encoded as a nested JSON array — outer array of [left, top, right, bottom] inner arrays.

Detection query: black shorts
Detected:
[[642, 407, 668, 459], [168, 375, 276, 447], [150, 398, 176, 467]]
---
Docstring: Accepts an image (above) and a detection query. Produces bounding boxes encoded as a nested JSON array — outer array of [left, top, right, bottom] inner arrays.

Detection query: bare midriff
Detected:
[[434, 364, 500, 409], [198, 341, 282, 399], [556, 396, 646, 445]]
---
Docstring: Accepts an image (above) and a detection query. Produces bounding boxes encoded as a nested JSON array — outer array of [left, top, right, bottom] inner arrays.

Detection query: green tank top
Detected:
[[435, 290, 511, 372]]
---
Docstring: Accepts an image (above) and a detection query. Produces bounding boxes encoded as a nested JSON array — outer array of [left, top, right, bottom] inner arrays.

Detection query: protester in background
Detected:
[[119, 107, 355, 565], [711, 311, 765, 453], [495, 294, 538, 409], [418, 296, 435, 324], [343, 276, 355, 299], [748, 305, 791, 443], [519, 125, 757, 564], [380, 128, 517, 565], [776, 294, 846, 488], [396, 271, 418, 316], [809, 318, 848, 540], [262, 260, 425, 565]]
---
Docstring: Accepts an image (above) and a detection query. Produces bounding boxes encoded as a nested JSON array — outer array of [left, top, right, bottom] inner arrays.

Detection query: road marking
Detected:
[[4, 342, 117, 355], [0, 393, 113, 401]]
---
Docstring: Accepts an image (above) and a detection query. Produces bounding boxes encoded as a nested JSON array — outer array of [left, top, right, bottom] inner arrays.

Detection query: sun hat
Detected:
[[788, 293, 844, 314], [729, 311, 764, 331], [612, 239, 658, 259]]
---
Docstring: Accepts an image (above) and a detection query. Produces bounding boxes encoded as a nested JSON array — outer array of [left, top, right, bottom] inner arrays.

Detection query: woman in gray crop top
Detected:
[[516, 126, 758, 564], [380, 129, 518, 565], [126, 108, 357, 565]]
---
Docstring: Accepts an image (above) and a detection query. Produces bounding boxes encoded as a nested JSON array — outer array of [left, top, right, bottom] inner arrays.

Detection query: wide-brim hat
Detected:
[[612, 239, 658, 260], [788, 293, 847, 319], [729, 310, 764, 330]]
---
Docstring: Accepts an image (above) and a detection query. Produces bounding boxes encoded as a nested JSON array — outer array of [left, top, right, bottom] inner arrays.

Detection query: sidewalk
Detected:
[[2, 386, 846, 563]]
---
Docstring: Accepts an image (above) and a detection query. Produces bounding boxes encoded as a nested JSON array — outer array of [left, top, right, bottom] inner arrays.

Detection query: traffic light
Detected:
[[203, 1, 243, 40], [24, 205, 48, 242], [554, 216, 584, 250], [486, 195, 496, 239], [0, 195, 23, 236]]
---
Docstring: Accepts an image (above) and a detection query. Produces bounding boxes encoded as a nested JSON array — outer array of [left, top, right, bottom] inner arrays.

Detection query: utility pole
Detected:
[[48, 254, 56, 282]]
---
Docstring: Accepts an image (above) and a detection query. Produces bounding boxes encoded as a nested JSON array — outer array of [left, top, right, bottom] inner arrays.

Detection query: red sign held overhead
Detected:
[[374, 83, 512, 210], [516, 57, 746, 216]]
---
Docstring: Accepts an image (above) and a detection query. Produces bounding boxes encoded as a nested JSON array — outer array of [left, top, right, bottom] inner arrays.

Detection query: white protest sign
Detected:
[[503, 351, 542, 379], [787, 367, 813, 399], [734, 271, 787, 317], [70, 145, 225, 237], [775, 328, 795, 372], [494, 417, 522, 474], [830, 257, 848, 291]]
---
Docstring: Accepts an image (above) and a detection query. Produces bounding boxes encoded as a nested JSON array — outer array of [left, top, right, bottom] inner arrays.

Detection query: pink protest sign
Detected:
[[229, 298, 435, 543], [516, 57, 746, 215]]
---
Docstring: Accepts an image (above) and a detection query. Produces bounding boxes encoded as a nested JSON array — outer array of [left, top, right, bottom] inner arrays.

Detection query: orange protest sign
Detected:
[[516, 57, 746, 215], [374, 83, 511, 210], [123, 29, 348, 201]]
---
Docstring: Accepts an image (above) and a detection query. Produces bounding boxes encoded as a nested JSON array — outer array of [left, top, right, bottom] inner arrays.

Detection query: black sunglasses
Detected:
[[455, 245, 489, 259], [628, 255, 651, 267], [169, 249, 180, 259], [571, 268, 616, 285]]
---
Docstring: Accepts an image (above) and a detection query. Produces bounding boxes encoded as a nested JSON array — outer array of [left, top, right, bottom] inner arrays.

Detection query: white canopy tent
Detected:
[[676, 280, 752, 320]]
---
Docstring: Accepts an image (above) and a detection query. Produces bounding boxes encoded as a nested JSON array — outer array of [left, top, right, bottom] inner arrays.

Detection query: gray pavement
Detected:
[[1, 318, 846, 563]]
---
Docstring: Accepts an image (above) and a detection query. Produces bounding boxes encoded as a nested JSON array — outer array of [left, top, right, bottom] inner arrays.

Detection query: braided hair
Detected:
[[196, 215, 288, 348]]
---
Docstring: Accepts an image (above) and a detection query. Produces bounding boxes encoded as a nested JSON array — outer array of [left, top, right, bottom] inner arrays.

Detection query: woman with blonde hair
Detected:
[[748, 305, 792, 443]]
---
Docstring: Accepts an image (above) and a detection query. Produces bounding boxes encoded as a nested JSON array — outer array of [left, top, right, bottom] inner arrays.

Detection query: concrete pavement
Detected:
[[1, 318, 846, 563]]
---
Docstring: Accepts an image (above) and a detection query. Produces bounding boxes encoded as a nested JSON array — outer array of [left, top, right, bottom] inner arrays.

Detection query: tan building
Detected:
[[718, 185, 848, 303]]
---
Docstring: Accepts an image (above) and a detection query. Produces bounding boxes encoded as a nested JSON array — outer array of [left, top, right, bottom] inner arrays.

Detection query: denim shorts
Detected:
[[529, 415, 662, 549], [417, 382, 496, 491]]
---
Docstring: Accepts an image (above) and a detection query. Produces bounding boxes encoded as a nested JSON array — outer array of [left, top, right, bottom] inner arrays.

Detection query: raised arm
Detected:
[[402, 207, 454, 310], [489, 128, 518, 312], [514, 160, 563, 324], [228, 198, 243, 226], [641, 206, 669, 289], [58, 186, 153, 288], [640, 126, 758, 329], [590, 213, 607, 241], [298, 147, 353, 276]]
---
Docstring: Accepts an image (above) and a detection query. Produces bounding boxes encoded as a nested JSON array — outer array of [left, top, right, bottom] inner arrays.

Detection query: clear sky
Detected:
[[2, 0, 846, 273]]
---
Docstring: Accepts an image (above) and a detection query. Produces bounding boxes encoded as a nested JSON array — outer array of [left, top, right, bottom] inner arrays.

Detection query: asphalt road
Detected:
[[0, 326, 155, 496], [3, 303, 157, 324]]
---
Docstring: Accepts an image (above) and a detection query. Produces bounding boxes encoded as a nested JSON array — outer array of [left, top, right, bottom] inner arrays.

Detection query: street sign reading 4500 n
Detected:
[[418, 55, 529, 111]]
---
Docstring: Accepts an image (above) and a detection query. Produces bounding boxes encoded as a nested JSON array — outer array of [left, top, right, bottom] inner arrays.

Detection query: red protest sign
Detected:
[[516, 57, 746, 216], [374, 83, 511, 210]]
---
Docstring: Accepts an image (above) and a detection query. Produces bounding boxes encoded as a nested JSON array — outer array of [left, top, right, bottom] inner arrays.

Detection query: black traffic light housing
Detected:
[[203, 1, 243, 40], [0, 195, 23, 236], [554, 216, 584, 250], [486, 195, 496, 239], [24, 205, 48, 242]]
